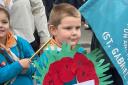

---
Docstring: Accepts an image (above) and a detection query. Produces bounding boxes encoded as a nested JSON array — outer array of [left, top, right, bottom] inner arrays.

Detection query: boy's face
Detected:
[[0, 11, 9, 38], [52, 16, 81, 47]]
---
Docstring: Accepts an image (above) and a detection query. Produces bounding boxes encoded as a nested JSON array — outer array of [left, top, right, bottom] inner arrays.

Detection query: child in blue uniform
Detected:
[[0, 5, 36, 85]]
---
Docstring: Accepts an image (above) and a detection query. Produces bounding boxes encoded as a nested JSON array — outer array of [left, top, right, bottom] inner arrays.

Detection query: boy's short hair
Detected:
[[49, 3, 81, 27]]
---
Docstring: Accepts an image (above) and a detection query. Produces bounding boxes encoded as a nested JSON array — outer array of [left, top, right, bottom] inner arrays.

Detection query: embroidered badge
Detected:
[[0, 61, 6, 67]]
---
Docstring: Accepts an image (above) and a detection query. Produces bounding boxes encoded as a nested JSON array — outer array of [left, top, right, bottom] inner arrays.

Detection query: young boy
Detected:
[[46, 3, 81, 50], [35, 3, 113, 85], [0, 5, 36, 85], [36, 3, 81, 84]]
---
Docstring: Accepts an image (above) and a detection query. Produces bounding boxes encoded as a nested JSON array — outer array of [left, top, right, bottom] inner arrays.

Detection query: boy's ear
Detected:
[[48, 25, 57, 36]]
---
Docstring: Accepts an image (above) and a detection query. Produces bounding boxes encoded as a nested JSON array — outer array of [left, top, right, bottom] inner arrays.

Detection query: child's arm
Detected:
[[0, 61, 23, 83], [17, 36, 38, 76], [0, 58, 33, 84], [0, 36, 37, 83]]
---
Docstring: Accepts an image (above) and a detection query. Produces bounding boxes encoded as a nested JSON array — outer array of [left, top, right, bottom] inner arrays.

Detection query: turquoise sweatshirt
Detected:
[[0, 36, 36, 85]]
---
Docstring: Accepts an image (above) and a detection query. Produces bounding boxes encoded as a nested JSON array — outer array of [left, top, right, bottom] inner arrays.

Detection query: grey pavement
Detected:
[[79, 27, 92, 53]]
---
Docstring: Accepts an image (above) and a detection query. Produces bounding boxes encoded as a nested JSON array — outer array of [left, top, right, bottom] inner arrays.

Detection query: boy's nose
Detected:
[[72, 28, 77, 34]]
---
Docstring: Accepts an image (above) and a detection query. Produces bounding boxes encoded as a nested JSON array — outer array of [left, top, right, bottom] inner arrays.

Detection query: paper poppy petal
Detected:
[[76, 66, 99, 84], [74, 53, 91, 66], [71, 61, 77, 74], [74, 53, 99, 85], [57, 57, 75, 82], [43, 72, 54, 85], [48, 61, 59, 74], [43, 69, 63, 85]]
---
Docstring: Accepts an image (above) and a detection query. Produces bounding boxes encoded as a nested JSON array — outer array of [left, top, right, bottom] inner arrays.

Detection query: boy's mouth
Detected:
[[70, 39, 79, 44], [71, 38, 79, 42], [0, 29, 5, 32]]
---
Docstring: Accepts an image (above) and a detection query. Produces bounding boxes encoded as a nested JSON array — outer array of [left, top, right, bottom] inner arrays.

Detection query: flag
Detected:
[[79, 0, 128, 85]]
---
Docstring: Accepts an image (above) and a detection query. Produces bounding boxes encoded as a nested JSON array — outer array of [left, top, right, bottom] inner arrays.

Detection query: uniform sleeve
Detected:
[[17, 36, 37, 75], [0, 61, 23, 84], [30, 0, 50, 44]]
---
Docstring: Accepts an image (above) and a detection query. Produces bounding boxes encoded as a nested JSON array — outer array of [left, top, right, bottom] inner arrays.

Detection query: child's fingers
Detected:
[[28, 59, 31, 63]]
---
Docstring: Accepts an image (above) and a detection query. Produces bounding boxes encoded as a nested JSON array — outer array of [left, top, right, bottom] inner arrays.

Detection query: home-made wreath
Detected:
[[34, 43, 113, 85]]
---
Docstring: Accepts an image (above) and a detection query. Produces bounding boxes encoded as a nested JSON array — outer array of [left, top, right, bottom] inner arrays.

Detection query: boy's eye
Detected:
[[1, 19, 9, 24], [64, 27, 72, 30], [63, 26, 81, 30], [76, 26, 81, 30], [3, 21, 8, 23], [2, 21, 8, 24]]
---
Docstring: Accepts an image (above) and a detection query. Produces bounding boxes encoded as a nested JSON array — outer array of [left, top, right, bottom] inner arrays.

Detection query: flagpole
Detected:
[[30, 38, 51, 60]]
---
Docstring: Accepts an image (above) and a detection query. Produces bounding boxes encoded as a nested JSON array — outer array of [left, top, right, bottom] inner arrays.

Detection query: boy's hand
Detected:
[[19, 59, 31, 69]]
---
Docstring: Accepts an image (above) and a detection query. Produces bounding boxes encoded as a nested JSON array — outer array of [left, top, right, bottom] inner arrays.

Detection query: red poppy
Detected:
[[73, 53, 99, 85], [42, 72, 63, 85], [48, 61, 59, 74], [73, 53, 91, 68], [76, 65, 99, 84], [43, 63, 63, 85], [56, 57, 75, 83], [43, 72, 54, 85]]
